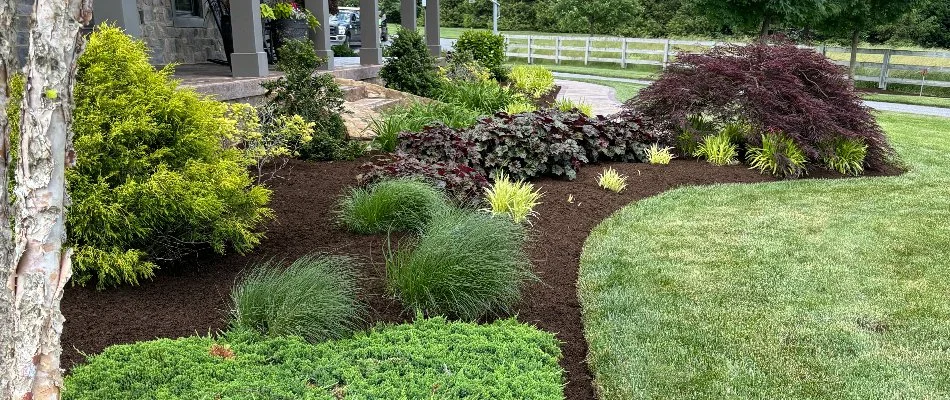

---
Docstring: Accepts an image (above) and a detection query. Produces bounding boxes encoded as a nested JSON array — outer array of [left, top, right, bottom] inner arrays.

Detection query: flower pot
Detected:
[[274, 18, 310, 48]]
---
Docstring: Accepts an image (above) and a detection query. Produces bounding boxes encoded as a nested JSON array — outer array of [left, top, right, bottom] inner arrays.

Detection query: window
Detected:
[[174, 0, 202, 17], [173, 0, 204, 27]]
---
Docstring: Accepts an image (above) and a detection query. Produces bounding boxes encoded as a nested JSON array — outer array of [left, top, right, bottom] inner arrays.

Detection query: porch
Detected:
[[92, 0, 442, 78]]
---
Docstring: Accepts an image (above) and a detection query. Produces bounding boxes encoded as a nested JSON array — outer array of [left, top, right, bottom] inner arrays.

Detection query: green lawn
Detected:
[[508, 60, 659, 81], [862, 93, 950, 109], [578, 112, 950, 399]]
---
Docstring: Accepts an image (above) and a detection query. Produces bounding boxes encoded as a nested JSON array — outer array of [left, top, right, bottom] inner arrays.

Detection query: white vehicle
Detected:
[[330, 7, 388, 47]]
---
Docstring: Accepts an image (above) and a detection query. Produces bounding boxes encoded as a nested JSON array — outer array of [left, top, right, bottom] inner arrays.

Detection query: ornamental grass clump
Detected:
[[598, 167, 628, 193], [386, 209, 535, 321], [747, 132, 808, 178], [823, 137, 868, 176], [555, 98, 594, 116], [646, 144, 675, 165], [230, 254, 365, 342], [694, 133, 739, 166], [484, 173, 543, 224], [337, 178, 450, 234], [629, 40, 897, 172]]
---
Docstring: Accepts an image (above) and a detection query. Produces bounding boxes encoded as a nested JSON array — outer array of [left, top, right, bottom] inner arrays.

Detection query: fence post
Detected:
[[555, 37, 561, 64], [528, 36, 533, 64], [879, 49, 892, 90], [819, 45, 827, 57], [584, 37, 590, 65], [621, 38, 628, 68], [662, 38, 671, 68]]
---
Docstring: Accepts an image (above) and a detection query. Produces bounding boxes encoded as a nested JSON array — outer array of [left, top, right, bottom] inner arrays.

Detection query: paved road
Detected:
[[552, 72, 950, 118]]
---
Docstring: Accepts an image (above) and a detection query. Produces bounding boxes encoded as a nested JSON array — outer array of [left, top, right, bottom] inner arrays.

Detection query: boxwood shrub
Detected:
[[64, 317, 564, 400]]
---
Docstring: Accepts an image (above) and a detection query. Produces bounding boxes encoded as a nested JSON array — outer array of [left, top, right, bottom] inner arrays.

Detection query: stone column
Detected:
[[93, 0, 141, 37], [401, 0, 416, 32], [230, 0, 269, 77], [306, 0, 335, 70], [425, 0, 440, 56], [360, 0, 383, 65]]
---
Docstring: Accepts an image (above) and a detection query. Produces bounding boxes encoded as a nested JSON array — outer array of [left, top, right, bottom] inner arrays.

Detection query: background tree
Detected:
[[664, 0, 828, 39], [819, 0, 916, 78], [0, 0, 91, 398], [552, 0, 639, 35]]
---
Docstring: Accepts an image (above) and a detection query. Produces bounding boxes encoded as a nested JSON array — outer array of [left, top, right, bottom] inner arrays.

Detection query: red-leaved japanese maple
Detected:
[[627, 40, 896, 171]]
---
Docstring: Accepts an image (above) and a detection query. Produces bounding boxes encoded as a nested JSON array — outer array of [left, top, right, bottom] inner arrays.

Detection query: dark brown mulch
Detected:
[[61, 158, 881, 400]]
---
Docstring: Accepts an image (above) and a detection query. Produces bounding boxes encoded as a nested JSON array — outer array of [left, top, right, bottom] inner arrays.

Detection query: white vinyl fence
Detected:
[[505, 34, 950, 90]]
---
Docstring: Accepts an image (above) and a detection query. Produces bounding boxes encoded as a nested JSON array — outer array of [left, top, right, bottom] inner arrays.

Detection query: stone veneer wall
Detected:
[[13, 0, 225, 65], [138, 0, 225, 65]]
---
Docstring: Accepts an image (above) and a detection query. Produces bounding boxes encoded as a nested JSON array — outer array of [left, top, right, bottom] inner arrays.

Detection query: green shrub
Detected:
[[230, 254, 364, 342], [694, 132, 739, 166], [509, 64, 555, 98], [747, 132, 808, 178], [68, 25, 272, 288], [337, 178, 450, 233], [454, 30, 508, 80], [386, 209, 535, 321], [484, 173, 543, 224], [63, 317, 564, 400], [263, 39, 360, 161], [380, 29, 442, 98], [370, 101, 480, 152], [823, 137, 868, 176], [440, 50, 493, 83], [677, 114, 716, 157], [331, 43, 358, 57], [437, 80, 518, 115]]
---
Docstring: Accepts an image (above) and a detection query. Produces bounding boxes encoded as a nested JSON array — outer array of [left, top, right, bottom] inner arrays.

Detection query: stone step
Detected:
[[349, 97, 406, 113], [341, 85, 368, 102]]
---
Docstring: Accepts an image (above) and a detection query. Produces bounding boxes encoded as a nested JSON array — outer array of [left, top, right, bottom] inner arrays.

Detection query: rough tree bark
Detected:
[[0, 0, 92, 399]]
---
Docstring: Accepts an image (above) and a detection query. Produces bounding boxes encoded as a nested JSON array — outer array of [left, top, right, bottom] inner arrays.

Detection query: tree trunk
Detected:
[[759, 14, 772, 42], [0, 0, 19, 393], [849, 28, 860, 80], [0, 0, 91, 399]]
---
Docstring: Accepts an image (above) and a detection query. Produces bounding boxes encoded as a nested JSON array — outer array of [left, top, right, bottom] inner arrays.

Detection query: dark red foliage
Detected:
[[628, 41, 896, 170], [357, 153, 489, 202]]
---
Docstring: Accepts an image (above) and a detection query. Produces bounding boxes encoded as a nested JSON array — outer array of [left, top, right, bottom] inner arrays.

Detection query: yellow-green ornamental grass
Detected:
[[597, 167, 628, 193], [646, 144, 675, 165], [484, 173, 543, 224]]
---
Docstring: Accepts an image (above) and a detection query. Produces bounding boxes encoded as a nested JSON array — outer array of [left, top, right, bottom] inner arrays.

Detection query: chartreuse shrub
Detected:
[[646, 144, 675, 165], [509, 64, 555, 98], [337, 178, 450, 234], [68, 25, 272, 288], [440, 50, 493, 84], [380, 29, 441, 98], [747, 132, 808, 179], [694, 132, 739, 166], [453, 30, 508, 80], [386, 209, 535, 321], [504, 101, 537, 115], [597, 167, 628, 193], [230, 254, 364, 342], [554, 98, 593, 117], [483, 173, 543, 224], [63, 317, 564, 399]]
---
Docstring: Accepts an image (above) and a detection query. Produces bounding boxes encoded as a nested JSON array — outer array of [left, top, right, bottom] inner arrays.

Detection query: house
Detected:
[[13, 0, 442, 78]]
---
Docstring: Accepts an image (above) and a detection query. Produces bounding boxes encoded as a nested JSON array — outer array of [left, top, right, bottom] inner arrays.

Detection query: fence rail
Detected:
[[504, 34, 950, 90]]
